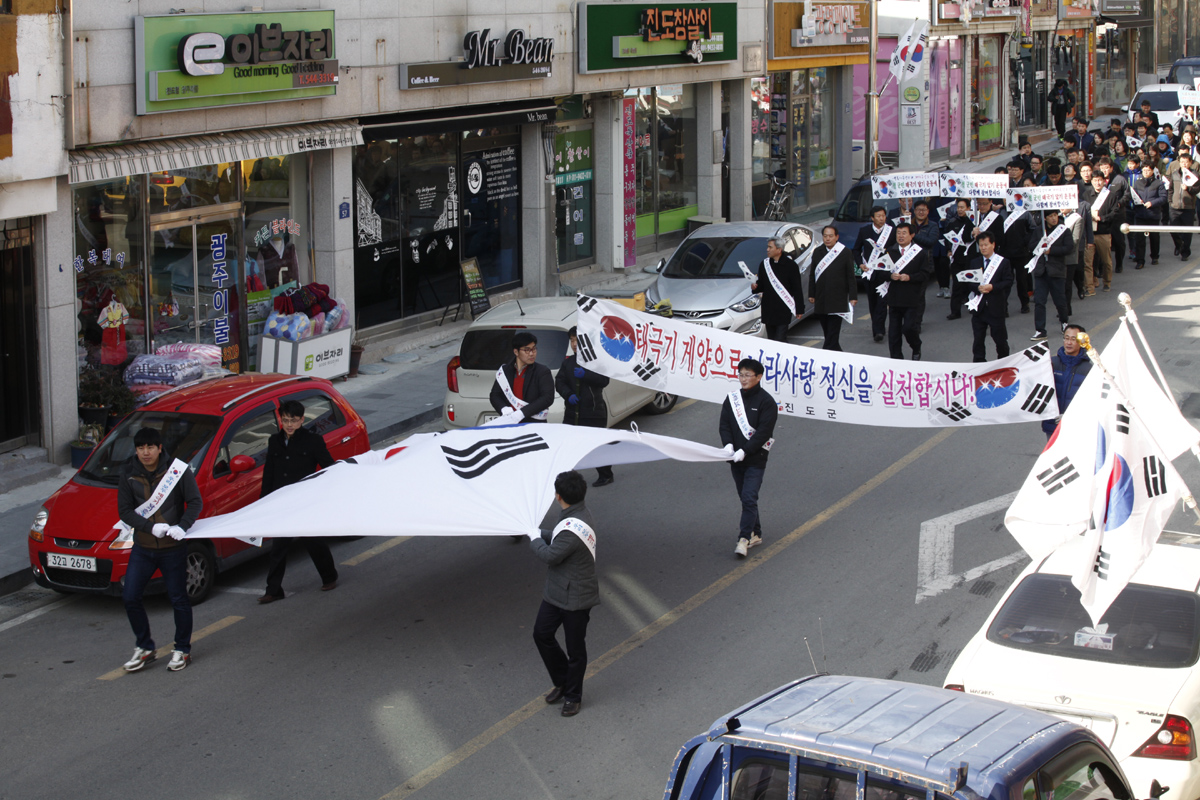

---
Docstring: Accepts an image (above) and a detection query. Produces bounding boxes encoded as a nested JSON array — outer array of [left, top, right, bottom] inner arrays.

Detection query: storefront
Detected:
[[0, 218, 39, 452], [1095, 0, 1154, 113], [974, 35, 1007, 152], [553, 98, 597, 271], [928, 37, 966, 163], [624, 84, 699, 250]]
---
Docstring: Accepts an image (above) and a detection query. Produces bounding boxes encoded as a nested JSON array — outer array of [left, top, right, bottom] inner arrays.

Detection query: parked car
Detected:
[[1126, 85, 1195, 131], [1165, 58, 1200, 88], [442, 297, 676, 429], [944, 532, 1200, 800], [28, 374, 369, 604], [642, 221, 816, 335], [663, 674, 1138, 800]]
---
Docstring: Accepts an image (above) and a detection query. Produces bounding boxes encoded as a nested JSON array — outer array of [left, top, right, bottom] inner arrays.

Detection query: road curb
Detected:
[[0, 567, 34, 598]]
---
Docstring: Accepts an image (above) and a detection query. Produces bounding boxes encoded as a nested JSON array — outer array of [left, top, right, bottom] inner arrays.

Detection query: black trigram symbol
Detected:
[[1116, 404, 1130, 435], [1100, 381, 1112, 400], [1094, 548, 1111, 580], [576, 333, 597, 363], [577, 296, 598, 314], [633, 360, 661, 382], [1144, 455, 1169, 497], [1021, 384, 1054, 415], [1024, 342, 1050, 361], [936, 403, 972, 421], [1037, 457, 1080, 495], [441, 433, 549, 479]]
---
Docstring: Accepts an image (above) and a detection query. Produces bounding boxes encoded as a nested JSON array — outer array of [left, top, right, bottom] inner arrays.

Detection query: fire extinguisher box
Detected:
[[258, 327, 353, 380]]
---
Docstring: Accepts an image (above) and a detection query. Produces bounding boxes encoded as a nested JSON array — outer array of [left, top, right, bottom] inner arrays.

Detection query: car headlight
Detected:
[[730, 294, 762, 313], [29, 507, 48, 542]]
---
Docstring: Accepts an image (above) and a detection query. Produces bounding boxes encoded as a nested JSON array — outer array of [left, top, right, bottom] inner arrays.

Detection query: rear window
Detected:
[[987, 574, 1200, 668], [1134, 92, 1181, 112], [1168, 65, 1199, 86], [834, 184, 904, 222], [459, 328, 569, 371], [663, 236, 774, 278]]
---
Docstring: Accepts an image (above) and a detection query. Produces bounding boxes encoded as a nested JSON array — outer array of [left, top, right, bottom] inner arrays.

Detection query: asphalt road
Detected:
[[4, 257, 1200, 800]]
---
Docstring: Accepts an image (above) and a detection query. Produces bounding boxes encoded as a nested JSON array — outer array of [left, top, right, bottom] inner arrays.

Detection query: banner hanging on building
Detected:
[[575, 297, 1057, 427]]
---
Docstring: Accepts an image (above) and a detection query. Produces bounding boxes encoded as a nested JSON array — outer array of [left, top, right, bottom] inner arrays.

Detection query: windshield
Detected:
[[79, 411, 222, 486], [663, 237, 770, 278], [987, 574, 1200, 668], [459, 328, 570, 371], [1134, 92, 1182, 112]]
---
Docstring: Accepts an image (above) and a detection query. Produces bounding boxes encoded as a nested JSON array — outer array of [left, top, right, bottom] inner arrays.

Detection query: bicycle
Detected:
[[763, 174, 798, 221]]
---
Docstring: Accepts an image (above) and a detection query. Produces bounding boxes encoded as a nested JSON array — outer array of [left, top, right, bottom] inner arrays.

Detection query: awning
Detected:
[[360, 98, 558, 140], [68, 121, 364, 185]]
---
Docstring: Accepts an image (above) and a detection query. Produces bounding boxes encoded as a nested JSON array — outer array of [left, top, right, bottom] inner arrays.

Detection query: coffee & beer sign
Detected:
[[402, 27, 556, 88]]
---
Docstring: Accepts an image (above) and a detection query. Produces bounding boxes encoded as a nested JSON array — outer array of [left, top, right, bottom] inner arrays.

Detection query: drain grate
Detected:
[[969, 579, 996, 597], [0, 590, 48, 608]]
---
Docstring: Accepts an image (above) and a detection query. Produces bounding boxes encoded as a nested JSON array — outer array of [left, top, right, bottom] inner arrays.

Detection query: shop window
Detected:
[[974, 37, 1004, 152], [751, 77, 771, 181], [554, 128, 595, 268], [150, 163, 237, 213], [627, 85, 699, 241]]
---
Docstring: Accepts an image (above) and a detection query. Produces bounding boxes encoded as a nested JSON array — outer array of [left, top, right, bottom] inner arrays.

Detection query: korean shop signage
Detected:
[[135, 10, 337, 115], [772, 1, 870, 59], [402, 28, 555, 89], [578, 1, 738, 74]]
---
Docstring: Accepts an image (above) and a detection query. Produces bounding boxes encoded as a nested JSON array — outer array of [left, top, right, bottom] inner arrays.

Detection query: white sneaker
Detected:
[[734, 539, 748, 558], [748, 534, 763, 549], [1030, 331, 1047, 342], [123, 647, 156, 672], [167, 650, 190, 672]]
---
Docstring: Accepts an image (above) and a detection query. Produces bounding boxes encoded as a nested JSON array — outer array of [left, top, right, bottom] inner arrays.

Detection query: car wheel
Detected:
[[643, 392, 678, 415], [185, 543, 216, 605]]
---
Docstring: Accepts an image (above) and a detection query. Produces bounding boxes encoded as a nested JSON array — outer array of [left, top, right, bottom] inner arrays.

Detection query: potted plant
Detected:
[[105, 381, 137, 432], [77, 369, 111, 426], [69, 423, 105, 469], [349, 333, 366, 378]]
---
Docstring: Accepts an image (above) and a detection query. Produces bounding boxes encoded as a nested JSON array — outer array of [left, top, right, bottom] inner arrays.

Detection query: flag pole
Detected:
[[1076, 331, 1200, 524]]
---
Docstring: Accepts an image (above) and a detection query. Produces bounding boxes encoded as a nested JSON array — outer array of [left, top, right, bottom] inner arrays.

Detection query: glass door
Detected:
[[461, 129, 522, 289]]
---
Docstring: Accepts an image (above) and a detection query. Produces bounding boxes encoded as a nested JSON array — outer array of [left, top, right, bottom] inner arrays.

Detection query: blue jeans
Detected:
[[730, 462, 765, 541], [123, 543, 192, 654]]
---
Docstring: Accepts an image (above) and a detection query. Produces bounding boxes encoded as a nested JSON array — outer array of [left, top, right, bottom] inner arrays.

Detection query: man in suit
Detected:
[[967, 232, 1014, 362], [884, 222, 933, 360], [943, 198, 979, 320], [807, 225, 858, 351], [258, 399, 338, 604], [490, 331, 555, 423], [529, 470, 600, 718], [753, 237, 804, 342], [1029, 209, 1076, 341], [555, 326, 613, 487], [719, 358, 778, 558], [852, 206, 895, 343]]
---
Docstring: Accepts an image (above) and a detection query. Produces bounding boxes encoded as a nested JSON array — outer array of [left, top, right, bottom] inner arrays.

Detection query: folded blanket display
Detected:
[[124, 354, 205, 387]]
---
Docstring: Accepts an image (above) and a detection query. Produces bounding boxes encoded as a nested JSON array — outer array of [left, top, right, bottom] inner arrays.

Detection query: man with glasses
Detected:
[[490, 331, 555, 423], [1043, 324, 1091, 439], [719, 358, 778, 559]]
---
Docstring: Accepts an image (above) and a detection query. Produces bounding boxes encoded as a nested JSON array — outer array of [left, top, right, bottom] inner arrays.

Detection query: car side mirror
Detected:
[[1121, 105, 1129, 112], [828, 209, 836, 218], [230, 455, 255, 474]]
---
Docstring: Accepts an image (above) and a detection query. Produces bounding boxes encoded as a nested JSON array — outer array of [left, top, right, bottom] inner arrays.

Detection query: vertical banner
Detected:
[[622, 97, 637, 268]]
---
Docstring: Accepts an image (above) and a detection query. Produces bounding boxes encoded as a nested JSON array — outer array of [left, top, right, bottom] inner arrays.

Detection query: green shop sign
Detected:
[[135, 10, 338, 115], [578, 2, 737, 74]]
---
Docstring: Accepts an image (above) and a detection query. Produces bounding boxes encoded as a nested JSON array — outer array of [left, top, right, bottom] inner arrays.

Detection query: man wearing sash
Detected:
[[1130, 160, 1167, 268], [556, 326, 613, 487], [1089, 172, 1118, 292], [528, 470, 599, 718], [753, 237, 803, 342], [118, 427, 202, 673], [966, 232, 1013, 362], [719, 358, 778, 558], [490, 331, 555, 423], [852, 206, 895, 343], [1028, 209, 1075, 342], [884, 222, 932, 361], [1166, 151, 1200, 260], [807, 225, 857, 351]]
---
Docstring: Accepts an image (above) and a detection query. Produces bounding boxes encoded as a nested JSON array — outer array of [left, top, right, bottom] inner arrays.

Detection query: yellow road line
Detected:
[[665, 398, 698, 415], [342, 536, 411, 567], [98, 615, 243, 681], [379, 427, 955, 800]]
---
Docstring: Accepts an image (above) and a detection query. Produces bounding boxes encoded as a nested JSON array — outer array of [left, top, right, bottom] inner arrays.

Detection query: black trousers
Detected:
[[819, 314, 844, 350], [533, 600, 591, 703], [566, 416, 612, 481], [971, 313, 1009, 362], [1131, 229, 1160, 264], [1171, 208, 1195, 257], [935, 256, 950, 289], [1012, 257, 1032, 309], [1053, 110, 1068, 137], [887, 305, 922, 358], [264, 537, 338, 596], [1112, 225, 1126, 270], [867, 289, 887, 338], [764, 322, 789, 342]]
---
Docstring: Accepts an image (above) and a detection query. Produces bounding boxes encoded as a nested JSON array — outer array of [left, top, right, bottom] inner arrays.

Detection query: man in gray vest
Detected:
[[529, 470, 599, 717]]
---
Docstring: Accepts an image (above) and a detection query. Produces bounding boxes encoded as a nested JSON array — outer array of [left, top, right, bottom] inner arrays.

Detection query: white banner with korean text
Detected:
[[575, 296, 1057, 427], [1005, 185, 1079, 213], [939, 172, 1009, 199], [871, 173, 941, 199]]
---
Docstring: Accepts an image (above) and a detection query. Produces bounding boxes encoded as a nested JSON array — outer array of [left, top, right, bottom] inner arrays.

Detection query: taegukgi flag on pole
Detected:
[[1005, 322, 1200, 566], [903, 23, 929, 77], [576, 296, 1057, 428], [889, 21, 916, 80]]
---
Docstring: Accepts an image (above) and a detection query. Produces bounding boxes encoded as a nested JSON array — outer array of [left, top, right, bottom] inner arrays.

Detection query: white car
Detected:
[[1126, 85, 1196, 132], [442, 297, 677, 429], [944, 532, 1200, 800]]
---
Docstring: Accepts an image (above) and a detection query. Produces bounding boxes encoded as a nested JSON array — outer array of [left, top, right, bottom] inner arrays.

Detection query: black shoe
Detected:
[[1176, 247, 1181, 256], [257, 593, 284, 605], [1020, 306, 1030, 314], [1152, 258, 1159, 265], [1135, 262, 1145, 270], [873, 334, 883, 342], [911, 352, 921, 361], [592, 476, 614, 487], [1183, 252, 1192, 260], [1115, 265, 1123, 273], [561, 700, 581, 717], [545, 686, 565, 704], [946, 313, 961, 320]]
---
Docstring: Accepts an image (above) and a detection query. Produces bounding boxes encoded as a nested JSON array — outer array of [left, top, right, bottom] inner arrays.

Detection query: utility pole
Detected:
[[865, 0, 878, 178]]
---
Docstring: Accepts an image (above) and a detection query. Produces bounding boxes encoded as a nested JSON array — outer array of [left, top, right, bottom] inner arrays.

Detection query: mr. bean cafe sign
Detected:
[[402, 28, 556, 89], [578, 2, 738, 74], [134, 10, 337, 115]]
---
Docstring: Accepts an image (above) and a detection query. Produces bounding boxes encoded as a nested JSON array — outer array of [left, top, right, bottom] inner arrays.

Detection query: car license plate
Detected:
[[691, 320, 713, 327], [47, 553, 96, 572], [482, 413, 499, 423]]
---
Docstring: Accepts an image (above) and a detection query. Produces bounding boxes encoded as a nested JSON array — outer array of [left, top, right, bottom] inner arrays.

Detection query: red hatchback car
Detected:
[[28, 374, 370, 603]]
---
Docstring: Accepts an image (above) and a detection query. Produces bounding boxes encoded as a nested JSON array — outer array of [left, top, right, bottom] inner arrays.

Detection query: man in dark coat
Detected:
[[719, 358, 778, 558], [883, 222, 933, 360], [1001, 199, 1038, 315], [1166, 151, 1200, 259], [490, 331, 555, 422], [806, 225, 857, 351], [1130, 161, 1168, 268], [118, 427, 203, 673], [258, 399, 338, 604], [1097, 157, 1129, 273], [753, 237, 803, 342], [852, 206, 896, 343], [1042, 323, 1092, 438], [911, 201, 947, 297], [1049, 78, 1076, 137], [942, 198, 977, 319], [967, 232, 1014, 362], [555, 326, 613, 486], [528, 470, 600, 718], [1029, 209, 1075, 341]]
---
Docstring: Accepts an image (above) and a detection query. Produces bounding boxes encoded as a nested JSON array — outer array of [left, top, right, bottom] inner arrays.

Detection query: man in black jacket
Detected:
[[1097, 157, 1129, 272], [1130, 161, 1167, 268], [753, 237, 803, 342], [118, 427, 203, 673], [852, 206, 895, 343], [943, 198, 981, 319], [967, 232, 1014, 362], [884, 222, 933, 360], [806, 226, 857, 351], [1029, 209, 1076, 341], [555, 326, 613, 486], [718, 358, 778, 558], [258, 400, 338, 604], [1049, 79, 1076, 137], [490, 331, 555, 423]]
